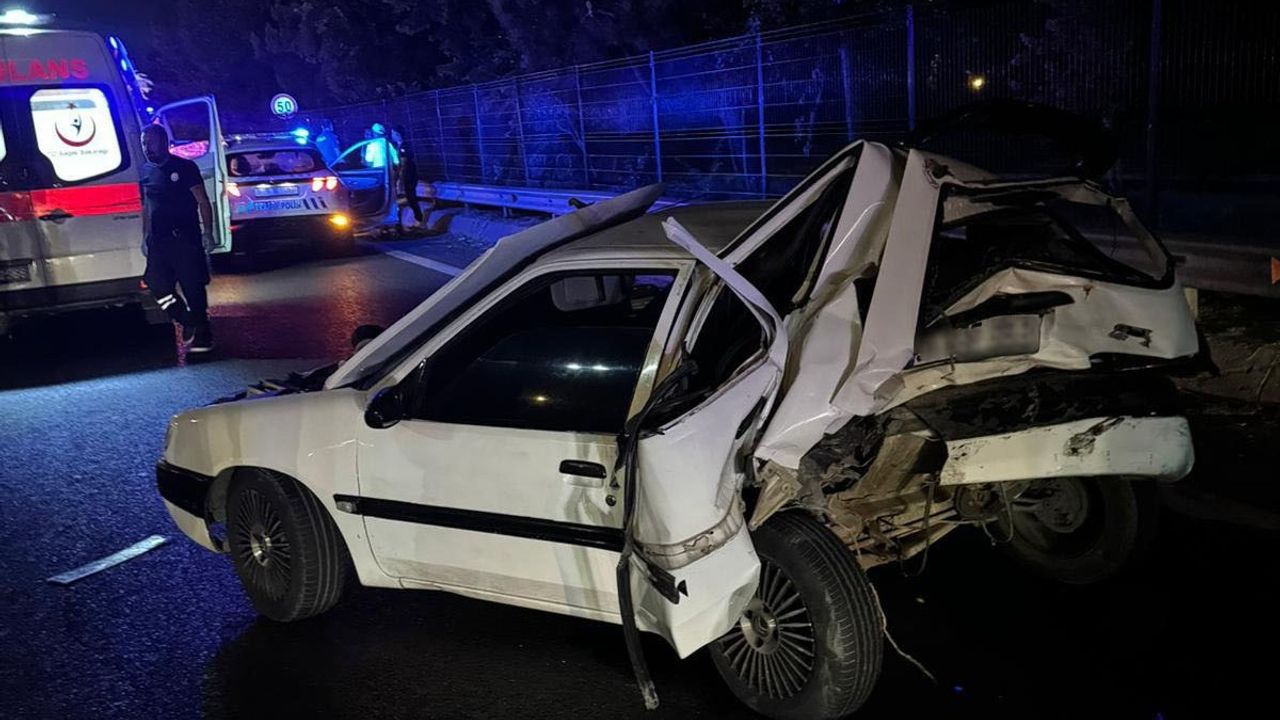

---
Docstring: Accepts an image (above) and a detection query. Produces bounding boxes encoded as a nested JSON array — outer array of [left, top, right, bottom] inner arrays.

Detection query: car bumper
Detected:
[[938, 415, 1195, 486], [156, 462, 220, 552], [230, 215, 353, 245], [1, 275, 150, 316]]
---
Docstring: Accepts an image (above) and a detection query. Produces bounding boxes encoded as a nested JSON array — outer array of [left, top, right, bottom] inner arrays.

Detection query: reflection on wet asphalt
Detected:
[[1, 240, 1276, 719]]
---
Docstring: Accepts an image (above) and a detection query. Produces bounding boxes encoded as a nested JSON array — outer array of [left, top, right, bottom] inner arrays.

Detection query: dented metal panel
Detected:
[[755, 143, 900, 469], [939, 415, 1194, 485]]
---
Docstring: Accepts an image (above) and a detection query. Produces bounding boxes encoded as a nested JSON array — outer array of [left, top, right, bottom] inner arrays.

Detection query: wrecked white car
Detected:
[[157, 134, 1199, 718]]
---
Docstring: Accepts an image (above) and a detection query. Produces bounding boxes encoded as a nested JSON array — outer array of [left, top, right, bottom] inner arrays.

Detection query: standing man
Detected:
[[140, 124, 215, 353], [393, 125, 423, 227]]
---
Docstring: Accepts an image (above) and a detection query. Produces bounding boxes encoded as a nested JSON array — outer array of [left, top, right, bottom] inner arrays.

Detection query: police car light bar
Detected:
[[0, 8, 49, 25]]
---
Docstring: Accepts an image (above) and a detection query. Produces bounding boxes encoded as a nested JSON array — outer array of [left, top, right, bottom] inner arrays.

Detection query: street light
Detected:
[[968, 74, 987, 92]]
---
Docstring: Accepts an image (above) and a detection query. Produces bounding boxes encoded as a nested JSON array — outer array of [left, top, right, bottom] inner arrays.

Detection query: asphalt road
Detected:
[[1, 236, 1276, 720]]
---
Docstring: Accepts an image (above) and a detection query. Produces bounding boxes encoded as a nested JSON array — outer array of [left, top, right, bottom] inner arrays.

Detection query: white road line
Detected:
[[372, 244, 464, 277], [47, 535, 168, 585]]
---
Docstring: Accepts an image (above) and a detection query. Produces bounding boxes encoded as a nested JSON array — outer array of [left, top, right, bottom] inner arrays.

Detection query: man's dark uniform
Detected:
[[141, 154, 209, 333]]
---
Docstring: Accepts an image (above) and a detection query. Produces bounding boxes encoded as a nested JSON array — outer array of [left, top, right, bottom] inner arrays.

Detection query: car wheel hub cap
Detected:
[[717, 561, 816, 699], [233, 488, 293, 600]]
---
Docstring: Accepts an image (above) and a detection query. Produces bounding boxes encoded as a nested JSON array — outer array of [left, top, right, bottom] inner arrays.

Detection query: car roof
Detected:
[[226, 136, 321, 154], [538, 200, 771, 265]]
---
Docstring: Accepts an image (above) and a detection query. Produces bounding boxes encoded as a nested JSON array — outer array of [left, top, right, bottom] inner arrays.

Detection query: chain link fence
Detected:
[[300, 0, 1277, 235]]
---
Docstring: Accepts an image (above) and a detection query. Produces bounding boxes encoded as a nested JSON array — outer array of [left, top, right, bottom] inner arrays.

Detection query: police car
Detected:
[[224, 131, 354, 261]]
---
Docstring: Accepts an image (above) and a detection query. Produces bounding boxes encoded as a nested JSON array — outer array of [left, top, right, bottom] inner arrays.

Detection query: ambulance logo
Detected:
[[54, 104, 97, 148]]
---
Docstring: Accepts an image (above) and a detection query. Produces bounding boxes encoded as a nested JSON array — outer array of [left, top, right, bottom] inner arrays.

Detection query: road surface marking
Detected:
[[373, 244, 464, 277], [47, 535, 168, 585]]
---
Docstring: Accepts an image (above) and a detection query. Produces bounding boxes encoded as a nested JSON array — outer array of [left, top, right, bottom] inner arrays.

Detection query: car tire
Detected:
[[227, 470, 351, 622], [709, 511, 882, 720], [998, 477, 1156, 585]]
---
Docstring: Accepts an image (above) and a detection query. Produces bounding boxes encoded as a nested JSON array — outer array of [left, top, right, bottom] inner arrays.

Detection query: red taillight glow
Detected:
[[226, 182, 241, 197], [312, 176, 338, 192]]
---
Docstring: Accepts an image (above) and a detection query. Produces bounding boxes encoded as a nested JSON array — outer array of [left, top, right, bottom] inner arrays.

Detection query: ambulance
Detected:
[[0, 17, 229, 335]]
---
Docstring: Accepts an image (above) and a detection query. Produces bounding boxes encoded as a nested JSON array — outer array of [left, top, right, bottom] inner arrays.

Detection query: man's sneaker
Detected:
[[189, 326, 214, 354], [180, 325, 196, 346]]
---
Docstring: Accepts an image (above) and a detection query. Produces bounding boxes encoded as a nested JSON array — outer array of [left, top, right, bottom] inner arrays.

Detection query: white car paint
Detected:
[[162, 389, 398, 589], [938, 416, 1194, 486], [160, 138, 1201, 664]]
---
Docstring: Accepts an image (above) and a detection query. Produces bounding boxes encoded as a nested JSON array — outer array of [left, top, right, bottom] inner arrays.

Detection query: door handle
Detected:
[[559, 460, 608, 487], [38, 209, 74, 223]]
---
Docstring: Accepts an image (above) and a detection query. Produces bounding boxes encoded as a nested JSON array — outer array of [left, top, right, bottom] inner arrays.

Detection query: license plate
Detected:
[[254, 185, 299, 198], [1, 259, 31, 284]]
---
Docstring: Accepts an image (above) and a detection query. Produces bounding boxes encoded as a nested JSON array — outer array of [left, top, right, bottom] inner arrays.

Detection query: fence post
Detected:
[[433, 90, 449, 182], [1145, 0, 1163, 225], [574, 65, 590, 187], [839, 45, 855, 141], [473, 85, 486, 182], [905, 4, 917, 133], [513, 79, 531, 185], [755, 33, 768, 198], [648, 51, 663, 184]]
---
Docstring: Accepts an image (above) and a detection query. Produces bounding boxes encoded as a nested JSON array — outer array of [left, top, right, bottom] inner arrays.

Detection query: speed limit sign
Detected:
[[270, 93, 298, 119]]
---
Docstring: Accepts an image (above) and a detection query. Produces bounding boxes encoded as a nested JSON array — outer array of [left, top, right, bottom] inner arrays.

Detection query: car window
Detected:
[[412, 270, 676, 433], [227, 149, 324, 177], [29, 87, 125, 183], [648, 284, 765, 426], [922, 188, 1171, 321]]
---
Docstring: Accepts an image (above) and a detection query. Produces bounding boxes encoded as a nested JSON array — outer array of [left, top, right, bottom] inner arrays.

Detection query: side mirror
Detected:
[[364, 386, 405, 429], [351, 324, 385, 350]]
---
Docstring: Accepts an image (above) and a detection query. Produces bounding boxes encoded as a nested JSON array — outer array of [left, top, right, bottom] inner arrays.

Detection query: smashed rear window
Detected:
[[921, 186, 1171, 321]]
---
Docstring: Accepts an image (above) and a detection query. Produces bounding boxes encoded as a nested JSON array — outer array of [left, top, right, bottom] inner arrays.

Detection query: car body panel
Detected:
[[754, 142, 900, 468], [938, 415, 1194, 486], [350, 258, 693, 619], [161, 389, 399, 589]]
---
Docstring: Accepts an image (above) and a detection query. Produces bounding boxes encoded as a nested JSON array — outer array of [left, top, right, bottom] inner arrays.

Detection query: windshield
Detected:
[[228, 149, 325, 177], [325, 184, 666, 390], [921, 184, 1172, 321]]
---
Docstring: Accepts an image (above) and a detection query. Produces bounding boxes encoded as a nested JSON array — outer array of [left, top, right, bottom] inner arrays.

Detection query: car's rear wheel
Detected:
[[227, 470, 350, 621], [998, 477, 1155, 585], [709, 512, 882, 720]]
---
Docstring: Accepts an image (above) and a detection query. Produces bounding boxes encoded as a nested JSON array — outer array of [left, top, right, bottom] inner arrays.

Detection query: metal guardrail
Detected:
[[423, 180, 1279, 299], [425, 182, 681, 216]]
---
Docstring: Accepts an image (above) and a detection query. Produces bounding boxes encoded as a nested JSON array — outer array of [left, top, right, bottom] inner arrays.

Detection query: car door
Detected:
[[332, 138, 392, 229], [353, 262, 691, 621], [153, 97, 231, 252], [624, 218, 790, 659]]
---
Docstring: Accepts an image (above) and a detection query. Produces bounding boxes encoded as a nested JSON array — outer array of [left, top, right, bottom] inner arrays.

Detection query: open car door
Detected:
[[332, 138, 394, 233], [626, 143, 882, 658], [152, 97, 231, 253], [625, 219, 789, 659]]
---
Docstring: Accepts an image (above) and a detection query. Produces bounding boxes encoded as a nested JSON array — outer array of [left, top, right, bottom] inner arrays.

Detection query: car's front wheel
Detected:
[[709, 512, 882, 720], [227, 470, 351, 621]]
